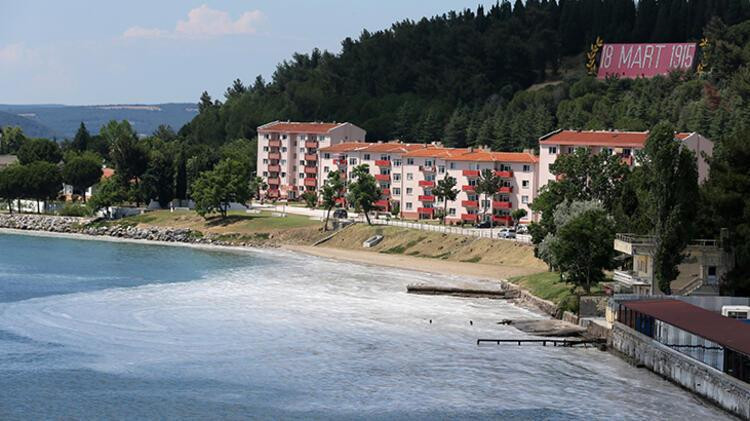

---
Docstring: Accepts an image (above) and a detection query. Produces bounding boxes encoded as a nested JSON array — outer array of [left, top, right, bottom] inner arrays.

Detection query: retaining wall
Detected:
[[611, 322, 750, 420]]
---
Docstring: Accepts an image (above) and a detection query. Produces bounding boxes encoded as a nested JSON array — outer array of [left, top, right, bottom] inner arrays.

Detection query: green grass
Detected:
[[116, 210, 318, 233], [508, 272, 605, 314], [461, 256, 482, 263], [382, 245, 406, 254]]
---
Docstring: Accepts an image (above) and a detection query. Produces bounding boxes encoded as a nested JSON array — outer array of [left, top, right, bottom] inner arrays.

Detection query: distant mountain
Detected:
[[0, 103, 199, 139], [0, 110, 58, 138]]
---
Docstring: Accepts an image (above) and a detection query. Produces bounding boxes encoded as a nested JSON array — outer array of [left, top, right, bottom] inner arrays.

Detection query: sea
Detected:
[[0, 232, 733, 420]]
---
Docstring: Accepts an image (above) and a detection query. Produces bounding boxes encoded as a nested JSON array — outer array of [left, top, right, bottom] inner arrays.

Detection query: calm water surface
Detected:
[[0, 232, 733, 420]]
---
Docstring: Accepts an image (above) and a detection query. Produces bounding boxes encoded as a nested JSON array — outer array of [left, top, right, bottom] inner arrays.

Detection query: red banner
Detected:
[[597, 43, 697, 79]]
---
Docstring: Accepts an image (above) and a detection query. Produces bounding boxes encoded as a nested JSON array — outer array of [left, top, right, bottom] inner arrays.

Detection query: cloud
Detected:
[[122, 4, 263, 40]]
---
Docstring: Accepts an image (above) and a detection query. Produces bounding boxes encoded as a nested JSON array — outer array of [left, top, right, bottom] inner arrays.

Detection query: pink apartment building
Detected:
[[256, 121, 366, 199], [538, 130, 713, 189]]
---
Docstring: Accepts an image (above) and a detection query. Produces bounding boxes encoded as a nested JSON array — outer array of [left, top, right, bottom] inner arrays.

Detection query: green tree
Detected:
[[25, 161, 62, 213], [641, 122, 699, 294], [71, 122, 91, 152], [17, 138, 62, 165], [88, 176, 127, 218], [191, 158, 252, 219], [320, 170, 345, 231], [511, 208, 528, 230], [302, 191, 317, 208], [103, 120, 148, 202], [219, 138, 257, 180], [434, 174, 458, 224], [0, 127, 27, 154], [249, 176, 267, 203], [62, 153, 103, 203], [551, 207, 616, 294], [346, 164, 380, 225], [475, 168, 502, 227], [0, 165, 26, 213]]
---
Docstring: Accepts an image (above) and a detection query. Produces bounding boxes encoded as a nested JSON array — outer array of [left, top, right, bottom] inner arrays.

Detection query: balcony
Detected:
[[304, 154, 318, 161], [268, 177, 280, 185], [462, 170, 479, 177], [495, 170, 513, 178], [418, 207, 435, 216], [494, 215, 512, 225], [304, 166, 317, 174], [498, 186, 513, 193], [375, 174, 391, 182], [418, 195, 435, 202], [305, 141, 319, 149], [461, 200, 479, 208], [375, 160, 391, 167], [493, 201, 512, 209], [462, 185, 475, 192], [267, 189, 280, 198], [621, 155, 634, 166], [420, 165, 436, 172], [461, 213, 478, 222], [269, 139, 282, 148], [374, 200, 389, 209], [418, 180, 435, 187], [334, 158, 347, 166], [268, 165, 281, 173], [304, 178, 317, 187], [382, 188, 391, 196], [268, 152, 281, 160]]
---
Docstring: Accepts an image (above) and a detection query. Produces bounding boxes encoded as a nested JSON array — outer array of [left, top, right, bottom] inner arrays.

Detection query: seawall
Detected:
[[611, 322, 750, 420]]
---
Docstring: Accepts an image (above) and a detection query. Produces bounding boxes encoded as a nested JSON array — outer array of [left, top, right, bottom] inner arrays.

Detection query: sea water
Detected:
[[0, 232, 733, 420]]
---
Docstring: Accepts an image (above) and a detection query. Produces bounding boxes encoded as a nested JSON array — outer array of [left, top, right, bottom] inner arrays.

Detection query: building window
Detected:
[[281, 159, 287, 165], [393, 187, 401, 195], [299, 160, 305, 165], [406, 187, 413, 195], [298, 172, 304, 179], [406, 202, 413, 210], [263, 146, 269, 152], [281, 134, 288, 140], [468, 194, 478, 201], [449, 162, 456, 169], [363, 154, 370, 161], [264, 134, 269, 139], [472, 163, 480, 170], [522, 195, 529, 204], [281, 147, 287, 152], [380, 154, 389, 160], [299, 147, 305, 153], [393, 173, 401, 181], [262, 171, 268, 177], [323, 153, 331, 159], [523, 164, 531, 172], [323, 166, 329, 173], [449, 208, 456, 216], [623, 148, 632, 157], [407, 158, 414, 165], [393, 159, 402, 167], [425, 174, 435, 181], [522, 180, 530, 188], [281, 172, 286, 177], [468, 179, 477, 187], [406, 173, 413, 180], [549, 146, 557, 154], [349, 158, 357, 165], [425, 160, 433, 167], [299, 134, 306, 141], [263, 159, 268, 164], [438, 165, 445, 173]]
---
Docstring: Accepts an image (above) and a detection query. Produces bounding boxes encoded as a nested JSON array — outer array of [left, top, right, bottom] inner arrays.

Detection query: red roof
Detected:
[[319, 142, 433, 154], [444, 151, 538, 163], [102, 168, 115, 179], [258, 121, 343, 134], [540, 130, 693, 148], [623, 299, 750, 356]]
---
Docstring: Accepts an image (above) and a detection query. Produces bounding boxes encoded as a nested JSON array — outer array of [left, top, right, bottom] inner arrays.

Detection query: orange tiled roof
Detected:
[[402, 147, 470, 158], [259, 121, 344, 133], [443, 150, 538, 163], [102, 168, 115, 178], [540, 130, 693, 147], [319, 142, 432, 154]]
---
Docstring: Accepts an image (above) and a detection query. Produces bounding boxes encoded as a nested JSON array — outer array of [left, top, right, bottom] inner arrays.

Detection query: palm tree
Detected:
[[434, 174, 458, 224]]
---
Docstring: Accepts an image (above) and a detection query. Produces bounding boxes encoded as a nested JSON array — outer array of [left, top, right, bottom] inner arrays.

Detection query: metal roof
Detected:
[[623, 299, 750, 356]]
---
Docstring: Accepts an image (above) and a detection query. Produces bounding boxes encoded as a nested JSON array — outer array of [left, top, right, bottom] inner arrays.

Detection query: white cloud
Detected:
[[122, 4, 264, 40]]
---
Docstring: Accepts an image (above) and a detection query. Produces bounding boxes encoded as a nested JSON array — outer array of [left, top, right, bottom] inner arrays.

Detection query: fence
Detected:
[[369, 218, 533, 243]]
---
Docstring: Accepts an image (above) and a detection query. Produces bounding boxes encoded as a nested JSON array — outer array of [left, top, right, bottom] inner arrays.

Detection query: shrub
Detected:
[[58, 203, 93, 217]]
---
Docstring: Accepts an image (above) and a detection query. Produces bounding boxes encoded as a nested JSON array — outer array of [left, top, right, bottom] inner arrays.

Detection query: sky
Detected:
[[0, 1, 495, 105]]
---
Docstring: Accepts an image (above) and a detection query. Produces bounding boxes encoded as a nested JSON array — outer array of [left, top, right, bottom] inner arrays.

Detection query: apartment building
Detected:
[[538, 130, 713, 188], [256, 121, 366, 199]]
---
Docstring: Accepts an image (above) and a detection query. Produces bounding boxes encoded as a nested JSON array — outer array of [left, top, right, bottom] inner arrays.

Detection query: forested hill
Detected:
[[180, 0, 750, 149]]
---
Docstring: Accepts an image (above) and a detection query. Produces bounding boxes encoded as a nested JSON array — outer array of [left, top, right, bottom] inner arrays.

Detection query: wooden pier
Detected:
[[477, 338, 607, 348]]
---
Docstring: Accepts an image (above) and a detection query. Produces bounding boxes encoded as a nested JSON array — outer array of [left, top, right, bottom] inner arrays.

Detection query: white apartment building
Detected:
[[256, 121, 366, 199], [538, 130, 713, 189]]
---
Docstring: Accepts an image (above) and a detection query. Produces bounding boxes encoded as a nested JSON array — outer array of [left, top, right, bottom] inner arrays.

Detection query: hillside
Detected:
[[0, 103, 197, 139]]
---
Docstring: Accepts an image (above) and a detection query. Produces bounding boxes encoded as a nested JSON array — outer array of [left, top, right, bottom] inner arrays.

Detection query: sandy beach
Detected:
[[284, 244, 543, 281]]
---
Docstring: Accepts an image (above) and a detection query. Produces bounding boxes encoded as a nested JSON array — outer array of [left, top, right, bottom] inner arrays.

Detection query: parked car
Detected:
[[475, 220, 492, 229], [498, 228, 516, 239], [332, 209, 348, 219], [516, 225, 529, 234]]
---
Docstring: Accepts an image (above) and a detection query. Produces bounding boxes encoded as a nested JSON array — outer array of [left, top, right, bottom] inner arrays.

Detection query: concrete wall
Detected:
[[611, 322, 750, 420]]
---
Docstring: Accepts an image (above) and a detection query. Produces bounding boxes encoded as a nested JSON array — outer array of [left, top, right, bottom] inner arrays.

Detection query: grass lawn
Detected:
[[508, 271, 605, 313], [117, 209, 319, 234]]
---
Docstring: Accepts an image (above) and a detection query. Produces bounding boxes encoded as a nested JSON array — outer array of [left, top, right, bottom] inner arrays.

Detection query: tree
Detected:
[[302, 191, 317, 208], [25, 161, 62, 213], [62, 153, 103, 203], [390, 200, 400, 217], [475, 168, 502, 227], [434, 174, 458, 224], [17, 138, 62, 165], [0, 165, 26, 213], [219, 138, 256, 180], [191, 158, 252, 219], [641, 122, 699, 294], [88, 176, 127, 218], [0, 127, 27, 154], [320, 170, 345, 231], [103, 120, 148, 202], [551, 207, 616, 294], [346, 164, 380, 225], [71, 122, 91, 152], [511, 208, 528, 230], [249, 176, 267, 203]]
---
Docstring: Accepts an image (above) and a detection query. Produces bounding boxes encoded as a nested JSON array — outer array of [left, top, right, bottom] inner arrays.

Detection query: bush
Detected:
[[58, 203, 93, 217]]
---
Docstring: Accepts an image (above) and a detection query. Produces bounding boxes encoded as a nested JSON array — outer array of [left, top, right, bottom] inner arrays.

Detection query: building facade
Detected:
[[256, 121, 366, 200], [538, 130, 713, 189]]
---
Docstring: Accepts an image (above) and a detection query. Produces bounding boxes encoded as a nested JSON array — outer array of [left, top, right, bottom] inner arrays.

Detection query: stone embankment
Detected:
[[0, 214, 269, 247]]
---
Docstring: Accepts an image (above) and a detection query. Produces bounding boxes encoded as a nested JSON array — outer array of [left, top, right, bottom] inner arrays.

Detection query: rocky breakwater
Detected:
[[81, 225, 202, 244], [0, 214, 90, 233]]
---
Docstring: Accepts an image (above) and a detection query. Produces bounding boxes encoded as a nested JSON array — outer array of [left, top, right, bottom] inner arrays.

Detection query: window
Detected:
[[438, 165, 445, 174], [472, 163, 481, 170], [282, 147, 288, 152], [522, 180, 530, 188], [380, 154, 389, 160], [567, 147, 574, 153], [549, 146, 557, 154], [393, 188, 401, 195], [425, 174, 435, 181], [298, 173, 304, 179], [425, 160, 433, 167], [262, 171, 268, 177], [299, 134, 306, 141], [623, 148, 632, 157], [481, 199, 491, 208], [449, 162, 456, 169], [349, 158, 357, 165], [406, 173, 413, 180], [281, 172, 286, 177], [393, 173, 401, 181], [281, 159, 287, 165], [299, 147, 305, 153], [282, 134, 288, 140], [323, 166, 329, 173], [364, 154, 371, 161], [263, 146, 269, 152], [263, 159, 268, 164], [468, 179, 477, 186], [299, 160, 305, 165], [393, 159, 402, 167], [407, 158, 414, 165], [468, 194, 478, 201], [522, 195, 529, 204], [405, 202, 413, 210], [449, 208, 456, 216], [523, 164, 531, 172], [264, 134, 269, 139], [406, 187, 413, 195]]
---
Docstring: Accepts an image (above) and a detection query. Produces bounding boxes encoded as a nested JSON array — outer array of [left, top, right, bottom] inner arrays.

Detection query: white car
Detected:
[[498, 228, 516, 239]]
